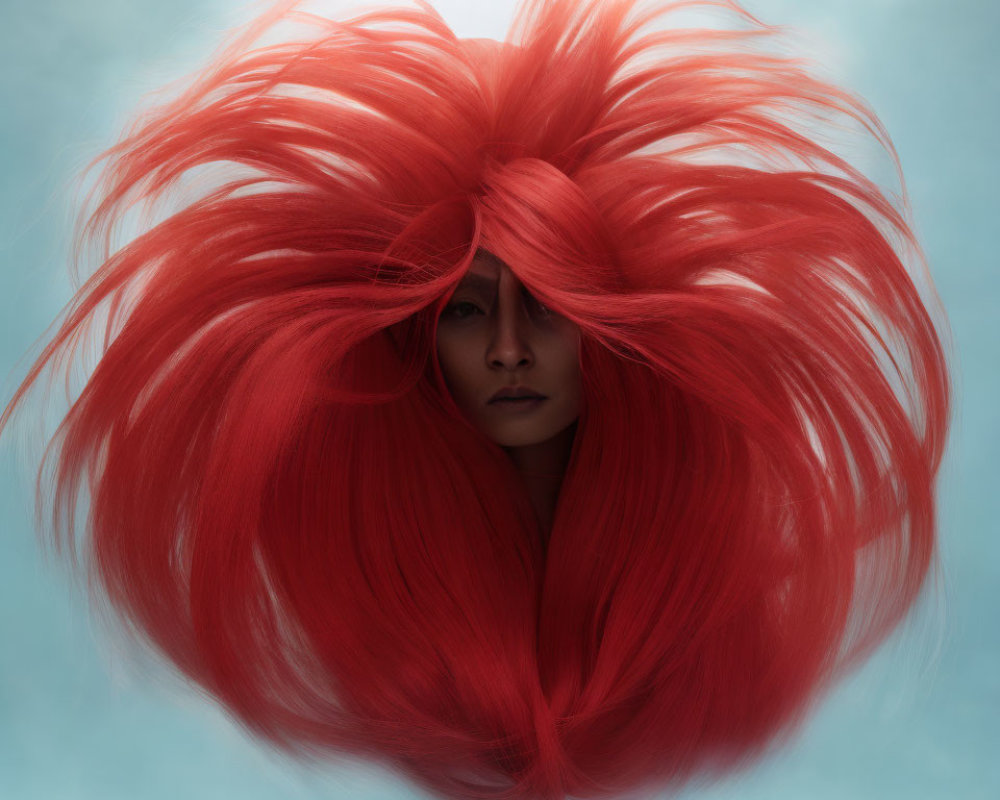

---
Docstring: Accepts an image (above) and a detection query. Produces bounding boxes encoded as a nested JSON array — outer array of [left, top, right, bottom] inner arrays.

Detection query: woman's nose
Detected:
[[486, 281, 533, 371]]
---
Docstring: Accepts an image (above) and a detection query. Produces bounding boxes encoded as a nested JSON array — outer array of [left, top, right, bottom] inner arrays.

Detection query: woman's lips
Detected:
[[488, 396, 547, 412], [489, 386, 546, 403]]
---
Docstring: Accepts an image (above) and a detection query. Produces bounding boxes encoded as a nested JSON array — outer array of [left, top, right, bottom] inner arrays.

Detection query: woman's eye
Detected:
[[445, 301, 483, 320], [525, 292, 552, 317]]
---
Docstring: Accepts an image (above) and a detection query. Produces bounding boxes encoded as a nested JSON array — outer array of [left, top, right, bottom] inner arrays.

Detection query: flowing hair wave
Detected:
[[1, 0, 949, 798]]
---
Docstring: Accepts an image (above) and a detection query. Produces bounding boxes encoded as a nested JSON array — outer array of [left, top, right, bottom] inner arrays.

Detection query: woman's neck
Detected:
[[502, 421, 577, 542]]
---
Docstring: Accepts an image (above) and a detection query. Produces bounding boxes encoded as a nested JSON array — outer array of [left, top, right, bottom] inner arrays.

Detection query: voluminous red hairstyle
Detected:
[[2, 1, 949, 798]]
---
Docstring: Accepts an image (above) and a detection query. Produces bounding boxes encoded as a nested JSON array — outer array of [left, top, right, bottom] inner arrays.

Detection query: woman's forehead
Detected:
[[455, 250, 542, 297], [464, 250, 513, 284], [470, 249, 503, 273]]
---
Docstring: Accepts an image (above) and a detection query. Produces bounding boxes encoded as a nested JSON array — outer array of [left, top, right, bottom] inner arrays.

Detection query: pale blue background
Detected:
[[1, 1, 996, 798]]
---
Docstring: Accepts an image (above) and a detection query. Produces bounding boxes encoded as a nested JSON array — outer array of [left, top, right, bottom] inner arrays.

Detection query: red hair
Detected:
[[1, 0, 949, 798]]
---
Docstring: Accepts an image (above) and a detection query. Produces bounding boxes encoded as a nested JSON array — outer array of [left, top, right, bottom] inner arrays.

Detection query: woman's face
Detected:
[[435, 253, 581, 449]]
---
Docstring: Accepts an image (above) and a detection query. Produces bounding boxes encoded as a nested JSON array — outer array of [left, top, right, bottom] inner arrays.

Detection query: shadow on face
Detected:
[[435, 252, 582, 449]]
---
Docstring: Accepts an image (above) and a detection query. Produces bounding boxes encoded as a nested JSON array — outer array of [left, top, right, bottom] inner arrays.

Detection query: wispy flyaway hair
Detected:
[[1, 0, 949, 798]]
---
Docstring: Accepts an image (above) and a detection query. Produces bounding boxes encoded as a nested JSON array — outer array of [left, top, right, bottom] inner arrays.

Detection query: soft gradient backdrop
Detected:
[[1, 1, 996, 798]]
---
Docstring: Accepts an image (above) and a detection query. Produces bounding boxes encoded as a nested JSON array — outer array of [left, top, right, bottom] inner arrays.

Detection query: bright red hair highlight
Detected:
[[1, 1, 949, 798]]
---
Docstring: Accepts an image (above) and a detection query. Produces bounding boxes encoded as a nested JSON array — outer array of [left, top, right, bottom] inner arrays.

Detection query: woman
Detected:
[[0, 0, 950, 798], [436, 248, 582, 539]]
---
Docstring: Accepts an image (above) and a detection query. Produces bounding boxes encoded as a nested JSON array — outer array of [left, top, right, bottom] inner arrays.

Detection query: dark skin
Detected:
[[503, 419, 577, 541], [435, 252, 582, 539]]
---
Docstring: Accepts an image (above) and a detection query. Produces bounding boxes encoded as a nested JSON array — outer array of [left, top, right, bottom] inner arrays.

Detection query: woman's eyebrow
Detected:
[[456, 273, 498, 293]]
